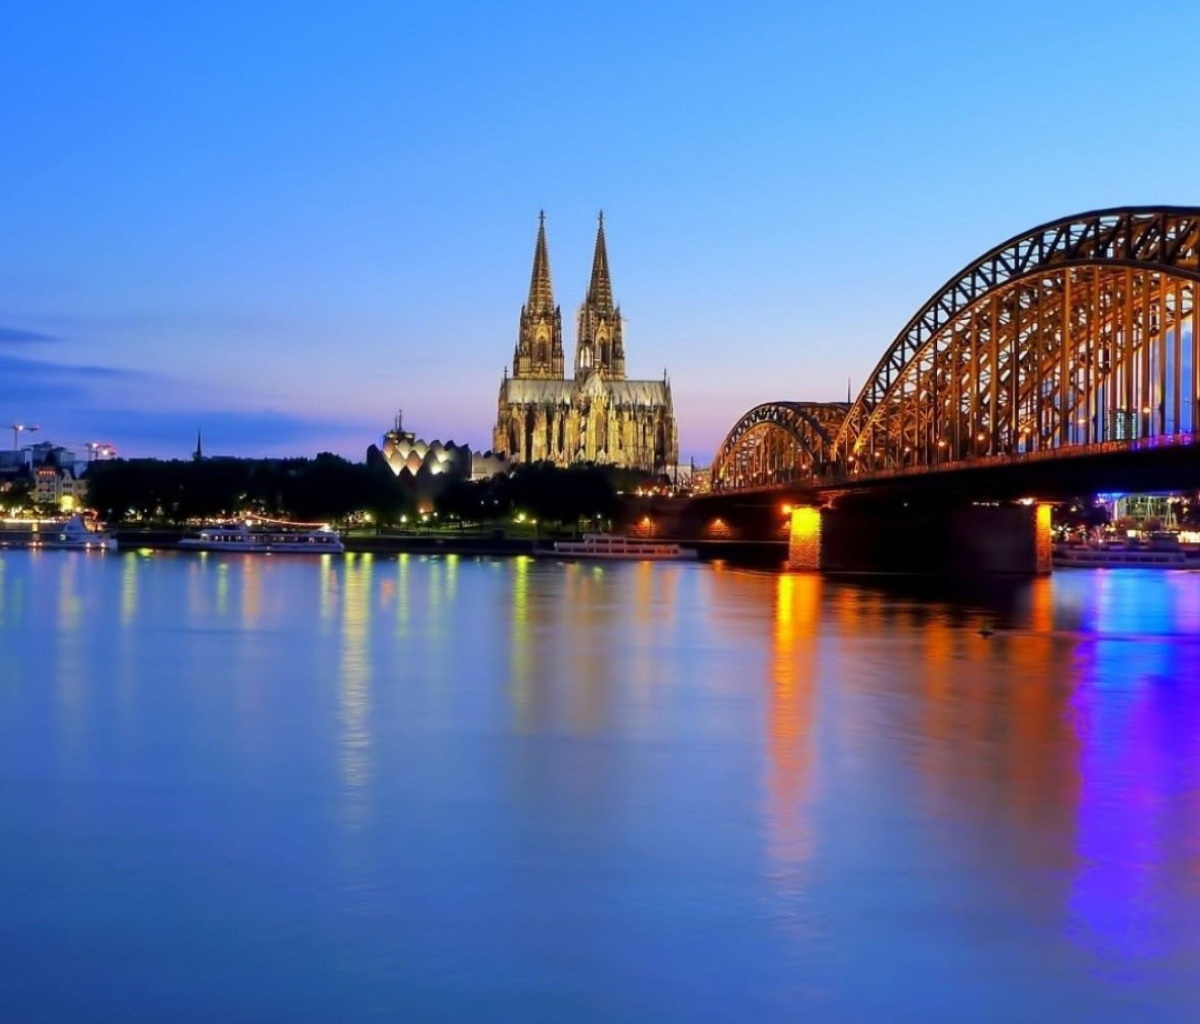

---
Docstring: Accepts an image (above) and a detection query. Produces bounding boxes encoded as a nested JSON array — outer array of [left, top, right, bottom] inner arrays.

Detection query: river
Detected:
[[2, 550, 1199, 1022]]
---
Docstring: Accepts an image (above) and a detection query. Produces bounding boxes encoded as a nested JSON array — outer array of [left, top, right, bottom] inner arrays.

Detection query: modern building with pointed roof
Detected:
[[494, 214, 678, 472]]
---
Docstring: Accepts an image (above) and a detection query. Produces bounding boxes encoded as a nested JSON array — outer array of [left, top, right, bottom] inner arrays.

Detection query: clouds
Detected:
[[85, 407, 377, 455], [0, 325, 61, 345], [0, 346, 375, 458], [0, 350, 149, 406]]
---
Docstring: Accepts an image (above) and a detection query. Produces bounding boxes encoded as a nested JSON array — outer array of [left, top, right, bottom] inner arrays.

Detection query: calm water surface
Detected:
[[2, 551, 1200, 1022]]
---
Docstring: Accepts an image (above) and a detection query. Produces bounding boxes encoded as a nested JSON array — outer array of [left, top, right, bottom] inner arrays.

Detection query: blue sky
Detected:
[[3, 1, 1199, 461]]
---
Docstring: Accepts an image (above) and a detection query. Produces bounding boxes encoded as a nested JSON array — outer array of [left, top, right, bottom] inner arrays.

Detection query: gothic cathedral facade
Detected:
[[493, 214, 678, 472]]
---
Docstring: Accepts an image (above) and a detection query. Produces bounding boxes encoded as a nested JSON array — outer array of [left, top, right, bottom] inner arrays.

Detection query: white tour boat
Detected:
[[552, 533, 697, 561], [179, 523, 345, 554], [0, 515, 117, 551]]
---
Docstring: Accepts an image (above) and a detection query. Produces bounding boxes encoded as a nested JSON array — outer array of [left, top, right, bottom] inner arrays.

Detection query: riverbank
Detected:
[[112, 528, 786, 565], [114, 528, 542, 556]]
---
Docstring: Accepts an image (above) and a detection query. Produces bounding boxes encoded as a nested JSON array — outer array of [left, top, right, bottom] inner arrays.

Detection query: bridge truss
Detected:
[[713, 207, 1200, 492], [711, 401, 847, 491]]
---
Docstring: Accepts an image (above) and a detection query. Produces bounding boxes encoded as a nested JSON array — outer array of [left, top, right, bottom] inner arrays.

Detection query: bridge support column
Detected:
[[786, 506, 822, 570], [1034, 502, 1053, 575]]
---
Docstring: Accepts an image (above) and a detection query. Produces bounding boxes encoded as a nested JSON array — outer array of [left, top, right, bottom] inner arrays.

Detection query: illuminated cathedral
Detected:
[[493, 213, 677, 472]]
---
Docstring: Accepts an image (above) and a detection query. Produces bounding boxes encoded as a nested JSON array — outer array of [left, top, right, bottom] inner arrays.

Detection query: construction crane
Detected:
[[85, 441, 117, 461], [10, 423, 39, 450]]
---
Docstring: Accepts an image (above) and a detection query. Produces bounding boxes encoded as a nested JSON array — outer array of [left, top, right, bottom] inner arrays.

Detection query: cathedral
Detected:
[[493, 214, 678, 473]]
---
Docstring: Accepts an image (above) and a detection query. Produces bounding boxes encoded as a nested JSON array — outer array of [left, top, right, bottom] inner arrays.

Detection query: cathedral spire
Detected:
[[575, 211, 624, 380], [513, 212, 564, 380], [527, 210, 554, 314], [586, 211, 614, 312]]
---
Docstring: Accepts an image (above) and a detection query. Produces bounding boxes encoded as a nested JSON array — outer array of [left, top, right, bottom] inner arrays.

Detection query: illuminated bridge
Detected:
[[704, 207, 1200, 571]]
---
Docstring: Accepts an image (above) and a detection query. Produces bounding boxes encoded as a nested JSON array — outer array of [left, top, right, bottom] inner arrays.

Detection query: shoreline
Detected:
[[111, 529, 787, 565]]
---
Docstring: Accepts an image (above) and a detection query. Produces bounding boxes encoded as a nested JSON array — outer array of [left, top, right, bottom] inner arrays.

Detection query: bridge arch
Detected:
[[832, 206, 1200, 474], [711, 401, 848, 492]]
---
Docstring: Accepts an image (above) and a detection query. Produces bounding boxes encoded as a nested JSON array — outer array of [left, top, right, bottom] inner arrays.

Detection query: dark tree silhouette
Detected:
[[86, 455, 412, 526]]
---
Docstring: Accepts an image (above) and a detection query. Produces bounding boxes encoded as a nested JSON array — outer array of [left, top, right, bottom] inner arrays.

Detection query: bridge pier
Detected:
[[786, 506, 822, 570], [785, 500, 1052, 575]]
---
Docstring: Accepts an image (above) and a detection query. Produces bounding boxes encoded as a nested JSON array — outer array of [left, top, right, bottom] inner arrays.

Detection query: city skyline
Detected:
[[4, 1, 1200, 460]]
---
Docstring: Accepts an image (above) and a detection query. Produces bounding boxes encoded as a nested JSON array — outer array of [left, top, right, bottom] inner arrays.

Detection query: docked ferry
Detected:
[[551, 533, 697, 561], [0, 515, 117, 552], [178, 523, 345, 554]]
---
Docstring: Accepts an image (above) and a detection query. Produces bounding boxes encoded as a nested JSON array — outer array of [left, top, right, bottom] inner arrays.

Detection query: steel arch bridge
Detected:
[[712, 401, 847, 491], [712, 206, 1200, 493]]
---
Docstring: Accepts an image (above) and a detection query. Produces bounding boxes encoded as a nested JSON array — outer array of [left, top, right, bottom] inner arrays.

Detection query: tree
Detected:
[[0, 474, 33, 512], [86, 455, 409, 526], [436, 475, 511, 524], [508, 462, 617, 528]]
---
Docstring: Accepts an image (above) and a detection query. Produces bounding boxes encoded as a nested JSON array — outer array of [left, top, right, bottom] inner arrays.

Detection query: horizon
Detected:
[[4, 2, 1200, 462]]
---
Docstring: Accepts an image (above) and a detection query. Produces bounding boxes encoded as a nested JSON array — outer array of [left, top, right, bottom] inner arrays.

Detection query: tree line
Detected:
[[87, 456, 645, 530], [86, 455, 409, 525], [435, 463, 627, 528]]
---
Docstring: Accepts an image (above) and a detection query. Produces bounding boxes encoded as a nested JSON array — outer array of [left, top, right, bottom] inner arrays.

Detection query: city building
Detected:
[[0, 449, 26, 479], [33, 463, 88, 511], [493, 214, 678, 473], [1, 442, 97, 512], [375, 413, 471, 480], [27, 442, 80, 473], [34, 444, 87, 511], [368, 412, 509, 508]]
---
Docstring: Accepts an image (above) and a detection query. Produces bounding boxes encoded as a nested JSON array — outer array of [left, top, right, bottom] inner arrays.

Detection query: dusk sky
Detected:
[[4, 1, 1199, 461]]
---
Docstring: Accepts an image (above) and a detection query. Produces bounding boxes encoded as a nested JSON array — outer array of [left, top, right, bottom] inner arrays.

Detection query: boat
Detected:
[[0, 514, 117, 551], [551, 533, 697, 561], [178, 523, 345, 554], [1053, 535, 1200, 569]]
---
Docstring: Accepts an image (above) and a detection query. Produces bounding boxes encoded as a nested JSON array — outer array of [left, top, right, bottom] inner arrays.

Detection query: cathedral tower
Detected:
[[574, 213, 625, 380], [495, 212, 676, 472], [512, 212, 564, 380]]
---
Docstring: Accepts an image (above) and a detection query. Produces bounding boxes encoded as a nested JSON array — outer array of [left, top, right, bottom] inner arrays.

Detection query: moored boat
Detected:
[[178, 523, 345, 554], [0, 515, 117, 551], [551, 533, 697, 561]]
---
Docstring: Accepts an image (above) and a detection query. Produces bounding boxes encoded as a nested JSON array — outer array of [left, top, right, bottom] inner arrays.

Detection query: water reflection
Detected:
[[508, 556, 535, 729], [54, 554, 84, 761], [338, 554, 373, 832], [765, 573, 819, 918], [240, 556, 262, 624], [565, 561, 617, 734], [394, 552, 410, 637], [215, 560, 229, 617], [2, 554, 1200, 1019], [319, 552, 336, 629], [117, 554, 140, 735], [1065, 585, 1200, 974], [120, 553, 138, 626]]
